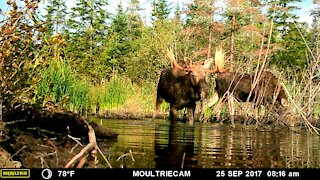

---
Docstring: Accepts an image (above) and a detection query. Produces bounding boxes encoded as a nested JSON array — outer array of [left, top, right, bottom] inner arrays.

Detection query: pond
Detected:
[[92, 118, 320, 169]]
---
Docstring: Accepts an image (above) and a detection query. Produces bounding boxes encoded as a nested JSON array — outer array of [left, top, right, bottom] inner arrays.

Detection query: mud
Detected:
[[0, 103, 118, 168]]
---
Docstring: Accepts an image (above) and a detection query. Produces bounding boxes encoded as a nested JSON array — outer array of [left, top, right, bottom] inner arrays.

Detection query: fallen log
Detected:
[[2, 103, 118, 140]]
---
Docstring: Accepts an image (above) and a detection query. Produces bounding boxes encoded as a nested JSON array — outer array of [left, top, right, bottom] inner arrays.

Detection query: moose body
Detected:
[[215, 71, 287, 109], [156, 68, 209, 124], [154, 49, 215, 125]]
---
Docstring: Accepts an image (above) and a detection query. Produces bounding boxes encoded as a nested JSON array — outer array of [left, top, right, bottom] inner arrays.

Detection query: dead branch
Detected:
[[64, 125, 96, 168], [64, 121, 113, 168], [40, 156, 49, 168], [64, 141, 94, 168], [97, 146, 112, 168], [4, 119, 27, 125], [129, 149, 134, 162], [116, 149, 136, 162], [68, 135, 83, 153], [281, 83, 320, 135], [181, 152, 186, 169], [76, 156, 87, 168], [10, 145, 26, 159], [34, 152, 57, 168]]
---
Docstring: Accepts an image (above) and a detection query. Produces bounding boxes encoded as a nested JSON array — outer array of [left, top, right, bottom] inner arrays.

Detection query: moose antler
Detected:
[[213, 46, 226, 73], [166, 48, 184, 70], [203, 46, 226, 73]]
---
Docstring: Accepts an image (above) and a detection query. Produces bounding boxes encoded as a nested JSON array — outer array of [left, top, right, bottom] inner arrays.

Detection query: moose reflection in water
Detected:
[[97, 119, 320, 168], [154, 124, 196, 168], [153, 122, 285, 168]]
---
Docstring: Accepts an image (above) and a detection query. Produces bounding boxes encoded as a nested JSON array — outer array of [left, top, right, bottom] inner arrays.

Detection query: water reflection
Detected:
[[94, 118, 320, 168], [154, 124, 195, 168]]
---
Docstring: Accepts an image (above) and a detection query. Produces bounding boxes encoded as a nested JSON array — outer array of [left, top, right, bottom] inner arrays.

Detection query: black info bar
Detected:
[[1, 168, 319, 179]]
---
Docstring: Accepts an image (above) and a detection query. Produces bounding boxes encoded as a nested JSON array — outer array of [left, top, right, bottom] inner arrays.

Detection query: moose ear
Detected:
[[203, 58, 213, 69]]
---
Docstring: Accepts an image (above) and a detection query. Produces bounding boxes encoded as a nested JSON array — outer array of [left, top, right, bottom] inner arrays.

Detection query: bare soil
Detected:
[[0, 103, 118, 168]]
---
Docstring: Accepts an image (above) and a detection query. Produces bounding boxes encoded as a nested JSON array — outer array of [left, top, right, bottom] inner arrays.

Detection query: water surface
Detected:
[[93, 118, 320, 168]]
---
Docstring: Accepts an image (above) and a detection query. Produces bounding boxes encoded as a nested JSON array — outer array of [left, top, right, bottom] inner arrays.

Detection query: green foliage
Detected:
[[185, 0, 211, 48], [36, 58, 89, 112], [101, 77, 127, 109], [151, 0, 170, 21], [1, 0, 319, 121], [124, 20, 180, 83], [127, 0, 144, 39], [87, 76, 155, 114], [310, 1, 320, 50], [266, 0, 307, 72], [271, 23, 308, 72], [102, 3, 130, 75], [64, 0, 109, 80], [0, 1, 45, 106], [44, 0, 67, 36]]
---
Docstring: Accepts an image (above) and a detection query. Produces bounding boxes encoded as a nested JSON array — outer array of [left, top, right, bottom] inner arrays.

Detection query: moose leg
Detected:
[[187, 105, 196, 125], [169, 106, 178, 124], [153, 97, 163, 119]]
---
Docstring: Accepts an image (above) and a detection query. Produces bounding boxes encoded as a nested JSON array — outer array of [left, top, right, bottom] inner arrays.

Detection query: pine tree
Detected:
[[184, 0, 218, 59], [173, 2, 182, 24], [266, 0, 307, 72], [127, 0, 143, 39], [311, 0, 320, 48], [223, 0, 262, 69], [103, 2, 130, 75], [65, 0, 109, 79], [151, 0, 170, 21], [44, 0, 67, 35]]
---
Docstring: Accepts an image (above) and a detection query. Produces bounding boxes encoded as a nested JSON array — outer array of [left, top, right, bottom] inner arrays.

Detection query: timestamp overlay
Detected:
[[214, 169, 303, 178], [14, 168, 320, 179]]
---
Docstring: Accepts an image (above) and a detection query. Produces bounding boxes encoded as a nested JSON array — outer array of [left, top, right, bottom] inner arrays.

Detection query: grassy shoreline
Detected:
[[32, 61, 319, 129]]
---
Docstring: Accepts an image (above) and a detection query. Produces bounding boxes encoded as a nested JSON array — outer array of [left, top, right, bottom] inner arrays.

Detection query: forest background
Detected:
[[1, 0, 320, 122]]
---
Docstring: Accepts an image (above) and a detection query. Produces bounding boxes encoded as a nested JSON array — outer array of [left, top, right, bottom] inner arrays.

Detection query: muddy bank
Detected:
[[97, 109, 320, 130], [0, 103, 118, 168]]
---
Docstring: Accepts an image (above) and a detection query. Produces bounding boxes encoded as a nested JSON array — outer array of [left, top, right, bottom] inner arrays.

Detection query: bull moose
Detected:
[[211, 48, 288, 123], [154, 49, 217, 125], [214, 71, 287, 107]]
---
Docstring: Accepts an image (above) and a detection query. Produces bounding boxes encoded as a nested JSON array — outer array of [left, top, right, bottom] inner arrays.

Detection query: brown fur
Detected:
[[215, 71, 287, 109], [154, 66, 210, 124]]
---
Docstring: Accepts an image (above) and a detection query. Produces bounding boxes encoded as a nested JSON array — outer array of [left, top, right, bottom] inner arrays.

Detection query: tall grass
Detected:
[[88, 77, 162, 116], [35, 58, 89, 113], [35, 61, 158, 116]]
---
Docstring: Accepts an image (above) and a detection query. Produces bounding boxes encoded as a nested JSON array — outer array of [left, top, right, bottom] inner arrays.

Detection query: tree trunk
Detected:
[[230, 14, 235, 71], [207, 1, 215, 59]]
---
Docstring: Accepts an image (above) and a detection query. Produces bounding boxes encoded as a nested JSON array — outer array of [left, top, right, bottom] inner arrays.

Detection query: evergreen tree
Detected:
[[151, 0, 170, 21], [65, 0, 109, 79], [173, 2, 182, 25], [127, 0, 143, 39], [310, 0, 320, 48], [266, 0, 307, 72], [184, 0, 217, 59], [223, 0, 263, 69], [103, 2, 130, 75], [44, 0, 67, 36]]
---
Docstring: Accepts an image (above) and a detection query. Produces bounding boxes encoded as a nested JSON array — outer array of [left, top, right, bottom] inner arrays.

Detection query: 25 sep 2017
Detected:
[[216, 170, 262, 178]]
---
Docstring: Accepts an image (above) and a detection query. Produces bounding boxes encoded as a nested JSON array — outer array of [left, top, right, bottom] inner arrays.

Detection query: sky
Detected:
[[296, 0, 314, 25], [0, 0, 315, 26]]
